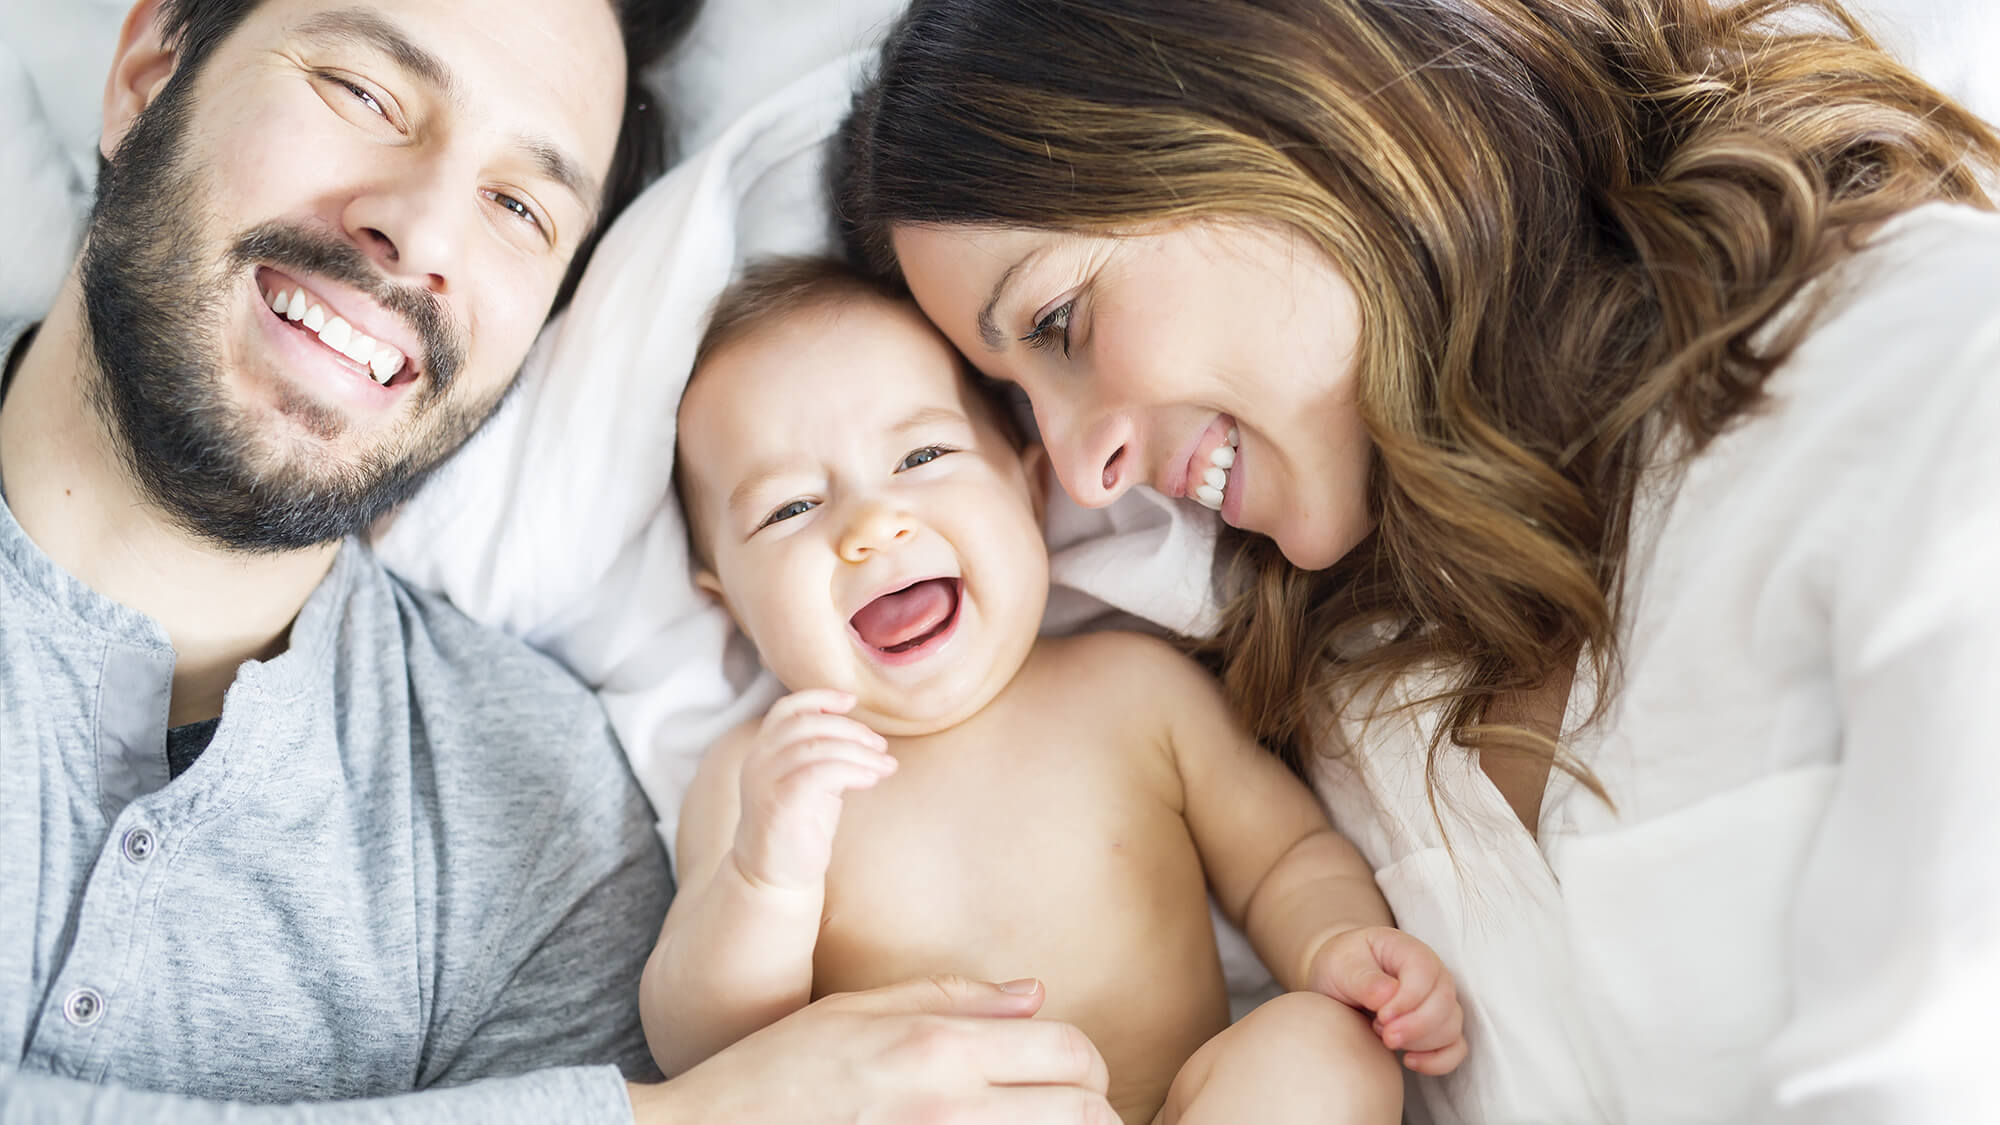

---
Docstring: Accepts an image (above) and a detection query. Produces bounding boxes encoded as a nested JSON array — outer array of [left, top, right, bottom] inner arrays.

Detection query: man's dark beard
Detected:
[[78, 68, 504, 553]]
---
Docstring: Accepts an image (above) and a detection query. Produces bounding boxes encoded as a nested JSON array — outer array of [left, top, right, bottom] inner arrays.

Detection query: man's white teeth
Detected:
[[1194, 426, 1242, 511], [265, 286, 408, 384]]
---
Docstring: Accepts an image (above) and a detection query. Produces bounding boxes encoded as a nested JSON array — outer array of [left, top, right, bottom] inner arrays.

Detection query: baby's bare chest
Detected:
[[813, 721, 1228, 1053]]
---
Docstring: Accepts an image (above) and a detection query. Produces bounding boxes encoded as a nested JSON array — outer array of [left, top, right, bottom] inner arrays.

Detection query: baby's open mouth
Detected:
[[850, 577, 962, 654]]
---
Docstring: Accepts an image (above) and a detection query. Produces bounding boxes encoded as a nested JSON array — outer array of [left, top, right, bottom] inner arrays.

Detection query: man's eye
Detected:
[[486, 191, 544, 231], [898, 445, 954, 471], [758, 499, 816, 529], [326, 75, 387, 119]]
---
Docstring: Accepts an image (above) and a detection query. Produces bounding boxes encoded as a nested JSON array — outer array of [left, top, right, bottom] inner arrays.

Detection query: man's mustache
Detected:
[[229, 224, 465, 395]]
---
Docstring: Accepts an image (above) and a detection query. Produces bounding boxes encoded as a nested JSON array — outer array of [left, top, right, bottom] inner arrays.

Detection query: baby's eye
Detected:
[[758, 499, 816, 529], [897, 445, 955, 471]]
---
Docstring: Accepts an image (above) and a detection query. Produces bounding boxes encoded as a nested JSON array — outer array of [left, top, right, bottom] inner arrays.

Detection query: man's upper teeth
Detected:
[[267, 286, 408, 384]]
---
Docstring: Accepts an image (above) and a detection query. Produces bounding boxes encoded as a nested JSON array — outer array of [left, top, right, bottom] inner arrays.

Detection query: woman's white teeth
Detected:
[[1194, 427, 1242, 511], [266, 287, 408, 384]]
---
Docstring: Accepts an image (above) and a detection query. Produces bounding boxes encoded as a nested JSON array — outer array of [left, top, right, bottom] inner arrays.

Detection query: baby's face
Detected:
[[681, 297, 1049, 736]]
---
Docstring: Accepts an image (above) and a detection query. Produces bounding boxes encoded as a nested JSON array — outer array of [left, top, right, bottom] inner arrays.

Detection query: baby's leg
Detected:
[[1153, 991, 1403, 1125]]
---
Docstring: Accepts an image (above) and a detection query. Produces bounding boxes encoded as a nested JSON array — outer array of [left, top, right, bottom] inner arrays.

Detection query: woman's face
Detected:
[[893, 220, 1375, 571]]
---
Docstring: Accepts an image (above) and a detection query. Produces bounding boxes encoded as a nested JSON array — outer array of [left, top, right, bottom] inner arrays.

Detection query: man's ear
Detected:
[[102, 0, 180, 160], [1020, 442, 1052, 526]]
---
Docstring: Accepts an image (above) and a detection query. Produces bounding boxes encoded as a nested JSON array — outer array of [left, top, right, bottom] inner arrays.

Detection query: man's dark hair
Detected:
[[153, 0, 700, 311]]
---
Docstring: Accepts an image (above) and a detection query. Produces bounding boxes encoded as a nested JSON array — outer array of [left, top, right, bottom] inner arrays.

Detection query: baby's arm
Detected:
[[1113, 636, 1467, 1075], [639, 690, 896, 1076]]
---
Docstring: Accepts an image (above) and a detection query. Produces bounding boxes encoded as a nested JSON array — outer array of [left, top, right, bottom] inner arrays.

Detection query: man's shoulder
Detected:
[[339, 546, 629, 786]]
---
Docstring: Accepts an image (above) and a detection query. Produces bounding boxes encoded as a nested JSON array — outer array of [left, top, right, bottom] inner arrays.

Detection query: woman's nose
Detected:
[[1043, 411, 1138, 510], [838, 501, 917, 562]]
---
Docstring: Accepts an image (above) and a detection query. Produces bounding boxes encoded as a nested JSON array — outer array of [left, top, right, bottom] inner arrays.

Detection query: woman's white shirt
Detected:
[[1312, 203, 2000, 1125]]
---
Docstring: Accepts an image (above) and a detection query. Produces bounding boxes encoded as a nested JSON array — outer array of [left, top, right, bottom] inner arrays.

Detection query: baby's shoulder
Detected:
[[1026, 629, 1229, 715]]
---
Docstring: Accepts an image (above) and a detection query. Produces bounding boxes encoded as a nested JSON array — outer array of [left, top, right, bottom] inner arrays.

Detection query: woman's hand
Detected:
[[629, 975, 1118, 1124], [1307, 925, 1468, 1075], [733, 690, 896, 891]]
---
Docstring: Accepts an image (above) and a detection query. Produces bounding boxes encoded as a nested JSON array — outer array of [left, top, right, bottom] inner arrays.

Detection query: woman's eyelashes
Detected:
[[1020, 299, 1076, 357]]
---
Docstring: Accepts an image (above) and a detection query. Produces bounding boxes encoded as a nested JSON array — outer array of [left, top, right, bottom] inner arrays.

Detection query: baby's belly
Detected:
[[816, 795, 1230, 1123]]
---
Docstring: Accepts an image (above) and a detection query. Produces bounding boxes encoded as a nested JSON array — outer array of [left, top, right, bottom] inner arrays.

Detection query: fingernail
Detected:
[[997, 977, 1041, 995]]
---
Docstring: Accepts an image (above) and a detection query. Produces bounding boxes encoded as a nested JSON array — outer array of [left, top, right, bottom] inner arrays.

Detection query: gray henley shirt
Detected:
[[0, 320, 676, 1122]]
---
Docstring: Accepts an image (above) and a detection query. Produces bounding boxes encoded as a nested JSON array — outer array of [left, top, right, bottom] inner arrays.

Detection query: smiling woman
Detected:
[[834, 0, 2000, 1120]]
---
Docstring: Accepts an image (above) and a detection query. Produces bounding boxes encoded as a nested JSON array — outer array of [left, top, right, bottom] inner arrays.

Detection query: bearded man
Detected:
[[0, 1, 1117, 1121]]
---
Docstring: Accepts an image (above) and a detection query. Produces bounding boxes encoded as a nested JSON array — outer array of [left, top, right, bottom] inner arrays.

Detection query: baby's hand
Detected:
[[1308, 926, 1467, 1075], [732, 690, 896, 892]]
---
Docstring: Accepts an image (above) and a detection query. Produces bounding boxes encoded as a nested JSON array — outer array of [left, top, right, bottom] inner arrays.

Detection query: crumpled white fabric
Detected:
[[368, 53, 1224, 846]]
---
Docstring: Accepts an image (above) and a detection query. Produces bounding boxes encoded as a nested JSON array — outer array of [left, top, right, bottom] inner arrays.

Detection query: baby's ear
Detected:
[[694, 569, 737, 623], [1020, 442, 1052, 526]]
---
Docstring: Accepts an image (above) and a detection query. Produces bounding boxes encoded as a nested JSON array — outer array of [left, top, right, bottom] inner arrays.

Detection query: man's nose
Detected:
[[339, 160, 465, 295], [837, 500, 917, 562], [1042, 407, 1139, 510]]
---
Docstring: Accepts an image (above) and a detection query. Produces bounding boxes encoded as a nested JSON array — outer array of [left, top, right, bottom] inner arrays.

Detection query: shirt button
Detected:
[[122, 828, 156, 863], [63, 988, 104, 1026]]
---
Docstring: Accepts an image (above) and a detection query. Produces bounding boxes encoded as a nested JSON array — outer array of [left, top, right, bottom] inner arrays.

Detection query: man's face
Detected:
[[81, 0, 626, 549]]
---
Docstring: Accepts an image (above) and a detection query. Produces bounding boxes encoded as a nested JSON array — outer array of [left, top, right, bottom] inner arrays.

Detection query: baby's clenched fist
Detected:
[[732, 690, 896, 891]]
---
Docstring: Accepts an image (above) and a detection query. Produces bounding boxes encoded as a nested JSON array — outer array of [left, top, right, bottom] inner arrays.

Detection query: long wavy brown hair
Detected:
[[833, 0, 1999, 796]]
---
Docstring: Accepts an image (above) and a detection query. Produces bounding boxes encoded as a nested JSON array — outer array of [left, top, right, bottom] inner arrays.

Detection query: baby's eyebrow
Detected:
[[891, 406, 970, 434], [726, 466, 792, 518]]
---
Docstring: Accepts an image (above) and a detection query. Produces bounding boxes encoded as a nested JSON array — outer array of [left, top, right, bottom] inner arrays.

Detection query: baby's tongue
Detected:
[[851, 578, 955, 650]]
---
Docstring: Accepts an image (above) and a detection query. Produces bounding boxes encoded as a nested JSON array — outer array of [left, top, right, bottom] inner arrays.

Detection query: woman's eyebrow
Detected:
[[976, 259, 1027, 352]]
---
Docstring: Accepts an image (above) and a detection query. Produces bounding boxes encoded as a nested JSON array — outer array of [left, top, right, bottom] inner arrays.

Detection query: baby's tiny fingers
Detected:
[[768, 714, 888, 754], [768, 738, 898, 785], [764, 689, 858, 726], [1381, 983, 1462, 1053], [1401, 1037, 1468, 1076], [776, 758, 896, 800]]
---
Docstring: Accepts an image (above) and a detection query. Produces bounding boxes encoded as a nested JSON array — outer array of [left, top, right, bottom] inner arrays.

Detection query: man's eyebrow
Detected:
[[976, 260, 1026, 353], [293, 9, 603, 224], [294, 9, 459, 98], [516, 137, 603, 228]]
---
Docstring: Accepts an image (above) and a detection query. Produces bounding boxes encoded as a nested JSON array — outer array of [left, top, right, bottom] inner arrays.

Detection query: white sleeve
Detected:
[[1757, 320, 2000, 1121]]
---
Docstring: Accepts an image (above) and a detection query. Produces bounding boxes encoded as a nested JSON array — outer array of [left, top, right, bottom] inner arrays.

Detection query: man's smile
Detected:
[[255, 266, 420, 390]]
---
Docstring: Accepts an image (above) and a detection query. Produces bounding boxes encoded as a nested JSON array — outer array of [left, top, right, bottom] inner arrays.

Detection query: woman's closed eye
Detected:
[[898, 444, 957, 471], [757, 498, 817, 530], [1020, 300, 1075, 358]]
